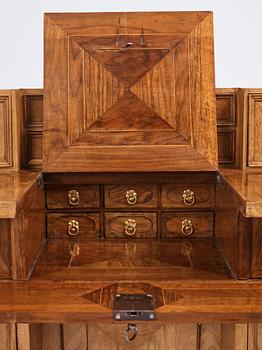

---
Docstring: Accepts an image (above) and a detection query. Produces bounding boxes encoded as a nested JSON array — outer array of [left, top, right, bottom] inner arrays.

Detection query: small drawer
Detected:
[[161, 184, 215, 209], [105, 212, 157, 238], [161, 212, 213, 238], [105, 185, 157, 208], [46, 185, 100, 209], [47, 213, 100, 239]]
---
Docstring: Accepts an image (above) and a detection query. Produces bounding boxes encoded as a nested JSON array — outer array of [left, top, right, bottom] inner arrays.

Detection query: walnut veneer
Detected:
[[2, 88, 261, 172], [43, 12, 217, 172], [1, 11, 262, 331], [0, 172, 45, 280]]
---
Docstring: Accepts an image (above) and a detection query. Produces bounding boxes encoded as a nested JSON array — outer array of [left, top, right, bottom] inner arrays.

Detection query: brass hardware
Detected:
[[68, 189, 80, 206], [126, 190, 137, 205], [181, 219, 194, 236], [68, 219, 79, 236], [125, 324, 137, 342], [113, 294, 155, 322], [182, 189, 195, 206], [124, 219, 137, 236]]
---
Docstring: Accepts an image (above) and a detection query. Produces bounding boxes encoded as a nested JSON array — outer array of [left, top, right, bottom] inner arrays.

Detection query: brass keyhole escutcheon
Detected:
[[126, 190, 137, 205], [68, 219, 79, 236], [68, 189, 80, 206], [181, 219, 194, 236], [124, 219, 137, 236], [182, 189, 195, 206]]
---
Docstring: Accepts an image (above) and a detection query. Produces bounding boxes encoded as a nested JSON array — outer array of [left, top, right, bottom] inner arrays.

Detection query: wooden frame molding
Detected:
[[0, 94, 13, 168], [248, 91, 262, 167], [0, 91, 20, 172]]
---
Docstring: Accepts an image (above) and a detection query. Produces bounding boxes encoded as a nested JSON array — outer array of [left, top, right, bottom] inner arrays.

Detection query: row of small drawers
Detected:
[[48, 212, 214, 239], [46, 184, 215, 209]]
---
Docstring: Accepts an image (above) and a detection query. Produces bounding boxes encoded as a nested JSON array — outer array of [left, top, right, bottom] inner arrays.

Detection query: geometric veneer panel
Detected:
[[43, 12, 218, 172]]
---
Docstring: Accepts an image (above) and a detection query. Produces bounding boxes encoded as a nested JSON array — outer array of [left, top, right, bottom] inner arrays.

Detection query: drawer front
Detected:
[[161, 212, 213, 238], [46, 185, 100, 209], [105, 213, 157, 238], [161, 184, 215, 209], [105, 185, 157, 208], [0, 220, 12, 279], [47, 213, 100, 239]]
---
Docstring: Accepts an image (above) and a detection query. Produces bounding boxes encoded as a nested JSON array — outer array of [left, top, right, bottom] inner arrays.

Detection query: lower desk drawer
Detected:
[[47, 213, 100, 239], [161, 212, 213, 238], [105, 212, 157, 238]]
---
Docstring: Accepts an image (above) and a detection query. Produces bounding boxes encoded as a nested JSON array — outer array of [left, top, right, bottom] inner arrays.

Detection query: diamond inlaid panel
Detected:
[[44, 12, 217, 172], [84, 48, 176, 132], [82, 282, 183, 309]]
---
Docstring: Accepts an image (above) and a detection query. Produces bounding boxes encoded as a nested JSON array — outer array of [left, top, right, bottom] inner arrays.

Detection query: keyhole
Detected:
[[126, 42, 133, 48]]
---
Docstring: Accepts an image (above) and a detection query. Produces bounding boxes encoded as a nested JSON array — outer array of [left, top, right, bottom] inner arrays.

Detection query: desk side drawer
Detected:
[[105, 185, 158, 208], [161, 184, 215, 209], [47, 213, 100, 239], [105, 212, 157, 238], [161, 212, 214, 238], [46, 185, 100, 209]]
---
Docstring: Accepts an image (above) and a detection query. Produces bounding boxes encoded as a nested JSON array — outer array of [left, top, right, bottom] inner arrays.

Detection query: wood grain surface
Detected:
[[43, 12, 217, 172], [161, 184, 215, 209], [221, 169, 262, 217], [105, 184, 158, 208], [47, 213, 100, 239], [104, 212, 157, 238], [2, 280, 262, 323], [46, 185, 100, 209], [0, 172, 42, 219], [161, 212, 213, 238]]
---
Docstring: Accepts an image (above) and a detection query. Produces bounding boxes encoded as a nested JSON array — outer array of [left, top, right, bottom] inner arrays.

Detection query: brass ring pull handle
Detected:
[[126, 190, 137, 205], [125, 324, 137, 342], [68, 219, 79, 236], [181, 219, 194, 236], [68, 190, 80, 206], [124, 219, 137, 236], [182, 189, 195, 206]]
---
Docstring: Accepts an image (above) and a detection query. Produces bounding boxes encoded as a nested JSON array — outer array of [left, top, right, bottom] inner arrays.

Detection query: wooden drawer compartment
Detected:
[[0, 220, 12, 279], [105, 185, 157, 208], [161, 212, 214, 238], [105, 212, 157, 238], [46, 185, 100, 209], [47, 213, 100, 239], [161, 184, 215, 209]]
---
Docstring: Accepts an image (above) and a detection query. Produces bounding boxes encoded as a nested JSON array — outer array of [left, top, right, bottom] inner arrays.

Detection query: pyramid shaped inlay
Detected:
[[89, 91, 174, 130], [90, 49, 170, 88]]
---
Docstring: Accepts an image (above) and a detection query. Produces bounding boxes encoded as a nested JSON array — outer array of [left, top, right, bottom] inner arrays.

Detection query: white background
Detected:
[[0, 0, 261, 88]]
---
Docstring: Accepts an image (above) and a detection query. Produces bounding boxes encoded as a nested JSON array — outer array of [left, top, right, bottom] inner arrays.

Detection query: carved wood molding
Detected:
[[0, 94, 13, 168]]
